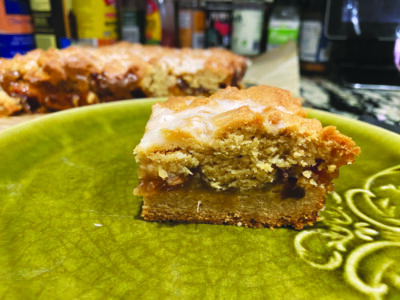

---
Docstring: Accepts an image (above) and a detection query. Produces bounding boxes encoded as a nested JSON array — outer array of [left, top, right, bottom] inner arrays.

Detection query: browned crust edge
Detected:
[[141, 208, 322, 230]]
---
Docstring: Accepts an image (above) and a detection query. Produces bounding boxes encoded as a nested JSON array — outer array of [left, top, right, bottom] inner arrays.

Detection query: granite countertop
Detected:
[[301, 77, 400, 134]]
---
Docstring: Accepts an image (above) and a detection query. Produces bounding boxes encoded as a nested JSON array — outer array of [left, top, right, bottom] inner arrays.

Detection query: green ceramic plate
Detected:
[[0, 99, 399, 299]]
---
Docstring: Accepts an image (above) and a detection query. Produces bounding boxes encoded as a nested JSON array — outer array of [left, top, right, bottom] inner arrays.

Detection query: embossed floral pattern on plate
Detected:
[[295, 165, 400, 299]]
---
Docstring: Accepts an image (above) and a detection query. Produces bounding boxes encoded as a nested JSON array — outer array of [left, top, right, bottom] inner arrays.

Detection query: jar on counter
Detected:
[[231, 0, 265, 56], [178, 0, 205, 48], [0, 0, 35, 58], [299, 0, 330, 73], [266, 0, 300, 51], [205, 0, 232, 49], [118, 0, 146, 44], [146, 0, 176, 46], [30, 0, 74, 50], [72, 0, 118, 47]]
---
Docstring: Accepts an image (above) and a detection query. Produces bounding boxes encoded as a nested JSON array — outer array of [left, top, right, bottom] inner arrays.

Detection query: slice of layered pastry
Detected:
[[134, 86, 360, 229]]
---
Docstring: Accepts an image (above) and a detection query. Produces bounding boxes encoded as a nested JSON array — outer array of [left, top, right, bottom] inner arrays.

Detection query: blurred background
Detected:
[[1, 0, 400, 132]]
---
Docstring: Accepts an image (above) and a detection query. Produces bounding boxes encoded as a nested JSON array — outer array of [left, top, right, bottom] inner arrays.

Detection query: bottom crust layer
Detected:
[[141, 181, 326, 229]]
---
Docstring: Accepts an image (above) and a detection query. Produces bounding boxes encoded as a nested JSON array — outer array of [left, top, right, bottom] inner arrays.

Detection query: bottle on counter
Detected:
[[231, 0, 265, 56], [29, 0, 73, 50], [299, 0, 330, 73], [205, 0, 232, 49], [118, 0, 146, 44], [259, 0, 274, 53], [0, 0, 35, 58], [178, 0, 205, 48], [266, 0, 300, 51], [146, 0, 176, 47], [71, 0, 118, 47]]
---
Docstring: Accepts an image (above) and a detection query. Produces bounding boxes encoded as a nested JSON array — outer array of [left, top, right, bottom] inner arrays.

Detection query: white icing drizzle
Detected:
[[276, 105, 294, 114], [158, 56, 206, 74], [137, 98, 289, 150]]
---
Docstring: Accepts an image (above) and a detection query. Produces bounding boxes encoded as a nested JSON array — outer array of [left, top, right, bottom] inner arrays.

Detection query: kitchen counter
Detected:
[[301, 77, 400, 134]]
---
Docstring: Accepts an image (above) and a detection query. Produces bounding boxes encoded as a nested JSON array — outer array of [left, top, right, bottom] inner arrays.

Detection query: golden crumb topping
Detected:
[[136, 86, 323, 152]]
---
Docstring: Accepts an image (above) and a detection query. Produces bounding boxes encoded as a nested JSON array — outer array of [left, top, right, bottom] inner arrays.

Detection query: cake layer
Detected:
[[0, 43, 246, 115], [141, 177, 325, 229]]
